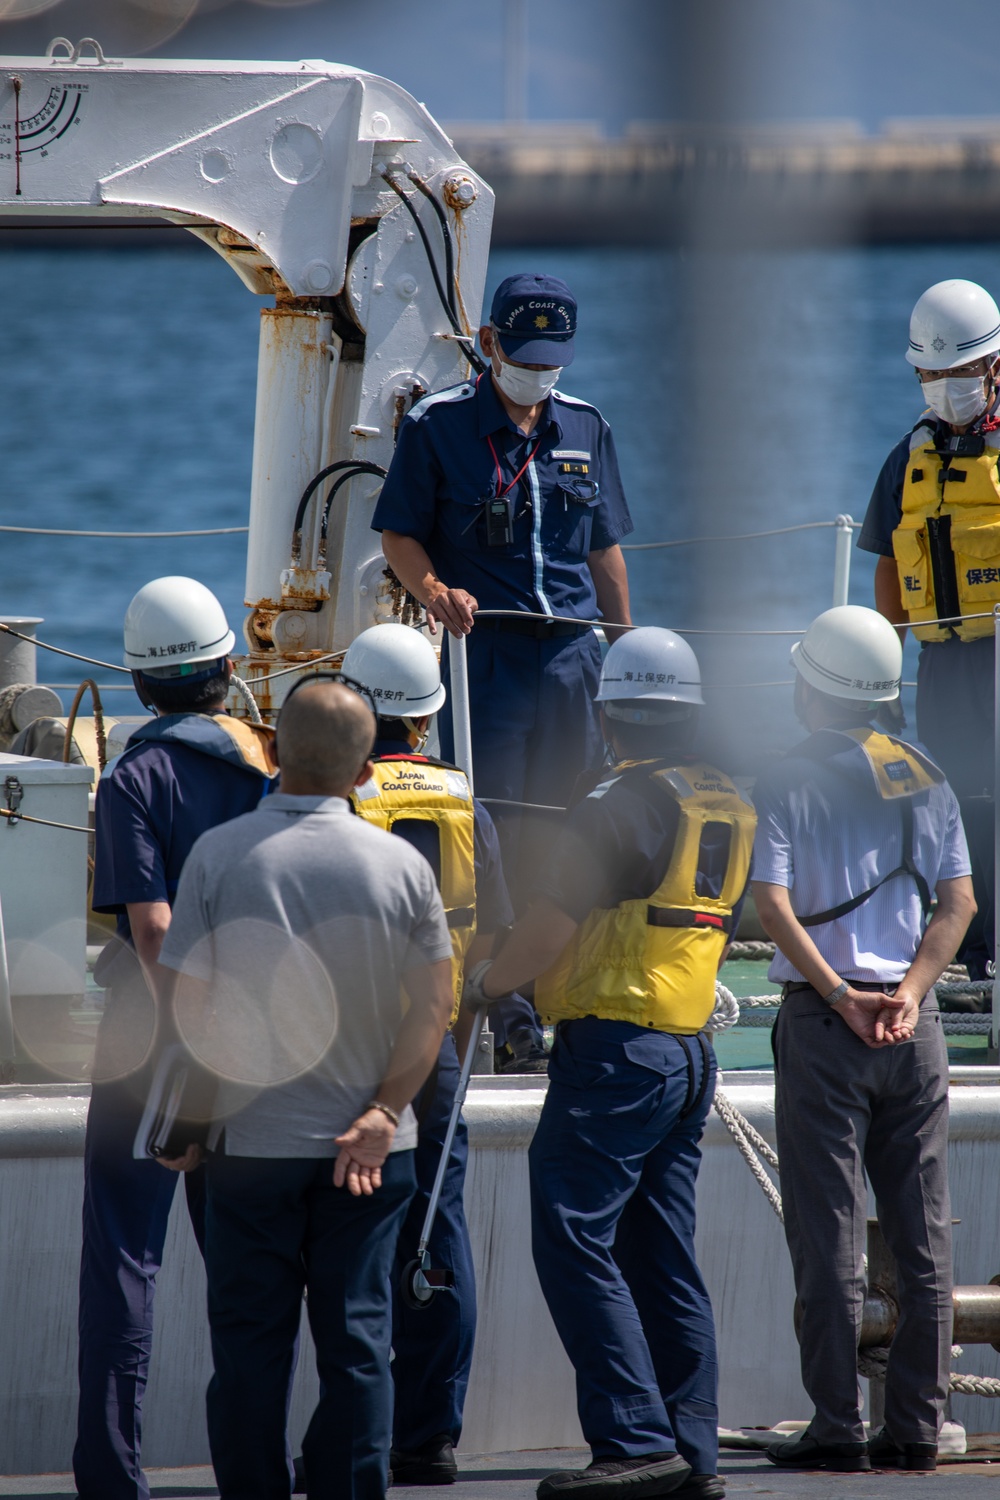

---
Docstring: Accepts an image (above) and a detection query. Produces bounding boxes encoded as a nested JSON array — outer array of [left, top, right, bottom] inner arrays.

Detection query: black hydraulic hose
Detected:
[[379, 169, 487, 375], [290, 456, 389, 564], [318, 463, 388, 559], [292, 461, 369, 546], [403, 172, 489, 377], [379, 169, 461, 336], [405, 170, 457, 322]]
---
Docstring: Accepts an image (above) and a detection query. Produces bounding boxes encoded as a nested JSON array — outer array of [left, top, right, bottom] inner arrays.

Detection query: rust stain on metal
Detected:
[[280, 570, 329, 604], [442, 175, 477, 214], [217, 226, 258, 250]]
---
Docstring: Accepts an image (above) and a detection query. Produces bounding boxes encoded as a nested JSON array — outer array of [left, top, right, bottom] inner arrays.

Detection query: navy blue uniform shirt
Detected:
[[372, 373, 633, 620], [93, 735, 269, 948], [534, 758, 750, 929], [366, 737, 514, 935]]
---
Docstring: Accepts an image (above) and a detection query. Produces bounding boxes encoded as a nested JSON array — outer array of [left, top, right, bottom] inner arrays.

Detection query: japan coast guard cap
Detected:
[[490, 273, 576, 366]]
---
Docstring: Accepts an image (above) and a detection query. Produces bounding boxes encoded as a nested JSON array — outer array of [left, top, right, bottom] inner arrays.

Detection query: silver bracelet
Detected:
[[822, 979, 850, 1006], [365, 1100, 400, 1128]]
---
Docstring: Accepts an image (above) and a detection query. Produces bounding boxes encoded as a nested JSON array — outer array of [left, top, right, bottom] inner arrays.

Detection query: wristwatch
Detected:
[[822, 979, 850, 1006]]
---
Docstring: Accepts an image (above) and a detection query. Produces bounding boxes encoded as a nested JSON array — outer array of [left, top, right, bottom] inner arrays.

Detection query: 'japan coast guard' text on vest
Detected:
[[350, 754, 476, 1021]]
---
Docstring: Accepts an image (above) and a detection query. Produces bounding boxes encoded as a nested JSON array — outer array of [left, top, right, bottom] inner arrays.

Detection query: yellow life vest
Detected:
[[535, 759, 756, 1034], [892, 418, 1000, 642], [349, 755, 476, 1020]]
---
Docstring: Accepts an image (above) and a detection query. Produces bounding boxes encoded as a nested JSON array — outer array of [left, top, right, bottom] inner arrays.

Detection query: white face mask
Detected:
[[491, 351, 562, 406], [921, 374, 989, 427]]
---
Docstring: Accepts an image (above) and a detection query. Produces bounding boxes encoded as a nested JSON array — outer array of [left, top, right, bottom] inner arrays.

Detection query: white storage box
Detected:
[[0, 753, 94, 999]]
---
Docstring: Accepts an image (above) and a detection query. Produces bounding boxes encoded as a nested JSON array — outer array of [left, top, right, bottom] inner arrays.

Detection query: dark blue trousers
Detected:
[[529, 1019, 718, 1476], [440, 628, 603, 903], [391, 1033, 476, 1450], [73, 1078, 206, 1500], [916, 636, 995, 976], [205, 1149, 415, 1500]]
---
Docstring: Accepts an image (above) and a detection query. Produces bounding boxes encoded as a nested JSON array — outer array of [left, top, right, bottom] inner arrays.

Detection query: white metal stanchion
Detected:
[[832, 514, 854, 607], [448, 631, 475, 793], [993, 607, 1000, 1057]]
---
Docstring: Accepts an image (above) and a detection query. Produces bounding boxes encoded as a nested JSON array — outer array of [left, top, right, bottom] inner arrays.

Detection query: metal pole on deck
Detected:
[[993, 607, 1000, 1059], [832, 514, 854, 607], [448, 633, 475, 793]]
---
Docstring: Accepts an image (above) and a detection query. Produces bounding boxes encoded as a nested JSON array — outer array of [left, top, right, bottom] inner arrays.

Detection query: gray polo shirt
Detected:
[[159, 792, 453, 1158]]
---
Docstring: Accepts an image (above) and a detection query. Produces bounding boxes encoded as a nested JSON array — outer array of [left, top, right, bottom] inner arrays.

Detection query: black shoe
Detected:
[[765, 1431, 870, 1472], [292, 1454, 306, 1494], [868, 1426, 937, 1471], [496, 1026, 550, 1075], [671, 1478, 725, 1499], [390, 1435, 458, 1485], [537, 1452, 691, 1499]]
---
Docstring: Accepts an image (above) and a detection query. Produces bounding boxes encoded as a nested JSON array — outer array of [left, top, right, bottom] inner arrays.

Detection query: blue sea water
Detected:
[[1, 239, 1000, 751]]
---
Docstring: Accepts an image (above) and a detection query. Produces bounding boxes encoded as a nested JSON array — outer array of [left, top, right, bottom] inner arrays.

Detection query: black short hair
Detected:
[[376, 716, 411, 740], [609, 716, 698, 760], [139, 665, 229, 716]]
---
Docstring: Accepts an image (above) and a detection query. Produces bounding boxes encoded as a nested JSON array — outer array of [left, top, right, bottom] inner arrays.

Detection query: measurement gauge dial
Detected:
[[0, 78, 88, 195]]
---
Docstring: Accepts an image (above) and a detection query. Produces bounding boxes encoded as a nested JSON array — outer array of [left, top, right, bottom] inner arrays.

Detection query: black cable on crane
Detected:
[[378, 168, 487, 377], [291, 461, 376, 559], [405, 170, 458, 323], [318, 463, 388, 559]]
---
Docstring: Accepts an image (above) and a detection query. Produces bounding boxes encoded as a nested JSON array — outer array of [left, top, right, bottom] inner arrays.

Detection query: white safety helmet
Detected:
[[595, 627, 704, 724], [340, 624, 447, 719], [123, 576, 235, 675], [906, 279, 1000, 371], [791, 605, 901, 703]]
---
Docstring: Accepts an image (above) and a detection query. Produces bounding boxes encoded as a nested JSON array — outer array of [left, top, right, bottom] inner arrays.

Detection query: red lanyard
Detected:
[[486, 431, 542, 499]]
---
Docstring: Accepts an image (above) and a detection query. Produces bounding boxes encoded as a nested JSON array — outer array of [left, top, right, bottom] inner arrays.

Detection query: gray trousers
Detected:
[[772, 987, 952, 1445]]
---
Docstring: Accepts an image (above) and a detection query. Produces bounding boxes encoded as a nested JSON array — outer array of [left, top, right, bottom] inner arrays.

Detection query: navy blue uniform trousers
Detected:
[[440, 628, 603, 897], [74, 1077, 206, 1500], [392, 1031, 477, 1450], [916, 636, 995, 977], [205, 1149, 415, 1500], [529, 1018, 719, 1476]]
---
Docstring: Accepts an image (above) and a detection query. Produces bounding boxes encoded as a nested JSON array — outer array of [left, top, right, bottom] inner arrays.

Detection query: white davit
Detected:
[[123, 575, 236, 672], [791, 604, 902, 702], [340, 623, 447, 717], [906, 278, 1000, 370], [595, 626, 705, 723]]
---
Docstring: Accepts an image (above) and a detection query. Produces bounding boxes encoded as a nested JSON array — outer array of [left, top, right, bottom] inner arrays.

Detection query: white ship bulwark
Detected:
[[4, 1075, 1000, 1471]]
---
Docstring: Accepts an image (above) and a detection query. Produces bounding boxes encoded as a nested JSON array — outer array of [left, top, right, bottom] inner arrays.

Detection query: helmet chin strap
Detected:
[[402, 714, 429, 751]]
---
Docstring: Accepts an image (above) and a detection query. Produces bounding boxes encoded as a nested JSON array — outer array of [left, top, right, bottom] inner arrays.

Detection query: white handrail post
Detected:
[[832, 514, 854, 607], [448, 632, 475, 793], [993, 606, 1000, 1058]]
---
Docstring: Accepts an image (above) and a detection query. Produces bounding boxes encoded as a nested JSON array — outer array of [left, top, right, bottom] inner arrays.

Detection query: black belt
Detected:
[[446, 907, 475, 929], [476, 616, 590, 640], [782, 979, 897, 999], [647, 907, 733, 935]]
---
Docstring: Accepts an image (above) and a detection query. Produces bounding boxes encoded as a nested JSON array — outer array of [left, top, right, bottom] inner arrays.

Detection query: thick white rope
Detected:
[[230, 673, 264, 726]]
